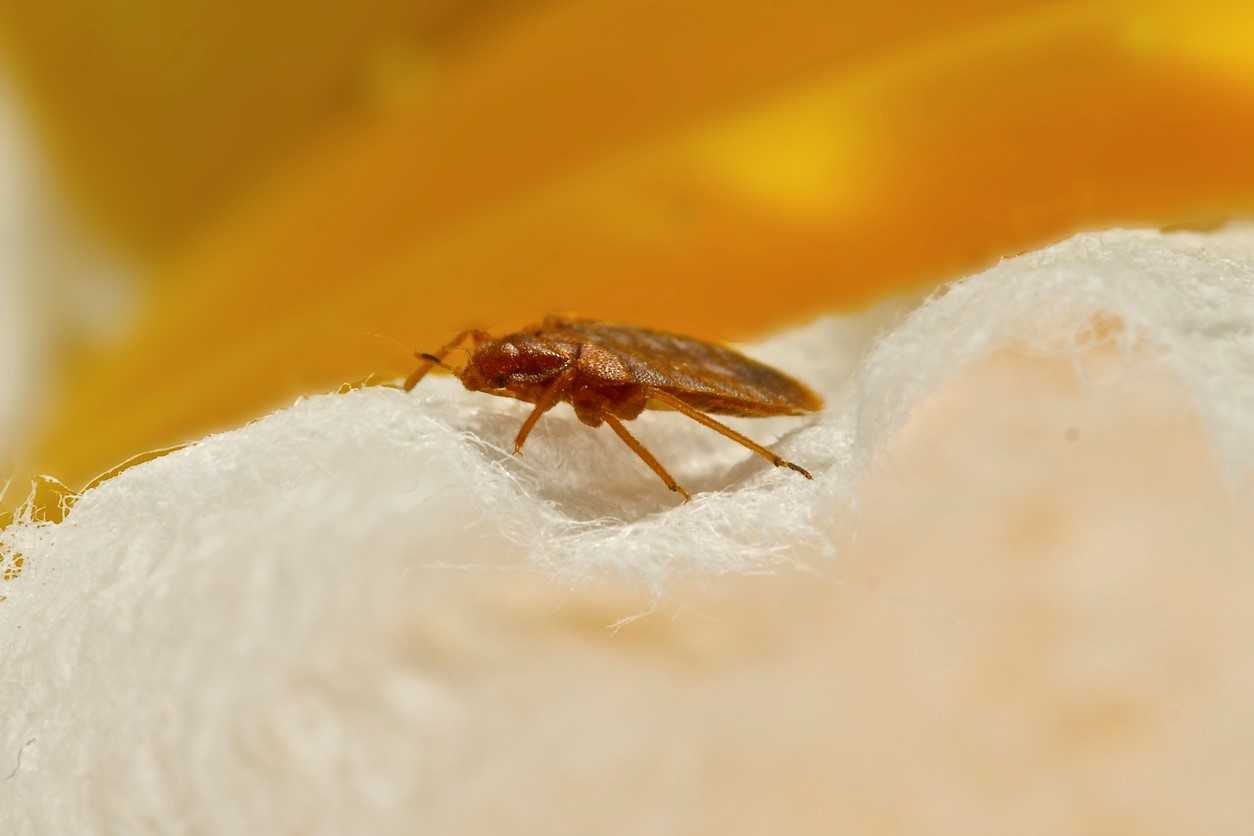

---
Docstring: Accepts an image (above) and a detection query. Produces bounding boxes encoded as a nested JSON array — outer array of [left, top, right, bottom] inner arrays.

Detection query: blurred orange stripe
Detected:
[[22, 0, 1254, 496]]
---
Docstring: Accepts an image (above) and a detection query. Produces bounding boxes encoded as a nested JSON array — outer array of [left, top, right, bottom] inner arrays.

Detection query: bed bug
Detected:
[[405, 316, 822, 501]]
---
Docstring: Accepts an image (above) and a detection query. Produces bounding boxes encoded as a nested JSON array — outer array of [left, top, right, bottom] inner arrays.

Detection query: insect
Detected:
[[405, 316, 822, 501]]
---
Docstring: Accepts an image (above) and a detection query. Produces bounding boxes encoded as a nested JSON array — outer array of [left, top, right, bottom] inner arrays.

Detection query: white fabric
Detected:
[[4, 228, 1254, 833]]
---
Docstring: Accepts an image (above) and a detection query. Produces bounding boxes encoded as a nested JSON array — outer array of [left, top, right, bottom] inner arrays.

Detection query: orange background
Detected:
[[2, 0, 1253, 495]]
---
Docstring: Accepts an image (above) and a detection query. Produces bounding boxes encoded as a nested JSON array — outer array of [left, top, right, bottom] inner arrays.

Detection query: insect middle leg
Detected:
[[644, 387, 813, 479], [602, 413, 692, 502], [404, 329, 491, 391]]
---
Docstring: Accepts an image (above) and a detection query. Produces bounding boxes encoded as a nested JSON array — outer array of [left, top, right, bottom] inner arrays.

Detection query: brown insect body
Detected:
[[406, 316, 822, 501]]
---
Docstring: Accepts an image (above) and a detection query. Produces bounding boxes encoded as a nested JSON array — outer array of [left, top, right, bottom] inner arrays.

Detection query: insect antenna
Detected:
[[418, 353, 459, 374], [364, 330, 412, 352], [405, 348, 464, 390], [406, 328, 490, 390]]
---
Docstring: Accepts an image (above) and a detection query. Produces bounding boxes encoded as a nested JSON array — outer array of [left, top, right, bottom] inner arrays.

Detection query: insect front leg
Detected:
[[404, 329, 491, 391], [644, 387, 813, 479], [512, 365, 578, 454]]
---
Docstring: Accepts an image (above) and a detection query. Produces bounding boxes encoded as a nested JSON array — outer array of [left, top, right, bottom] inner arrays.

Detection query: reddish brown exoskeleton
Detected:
[[405, 316, 822, 501]]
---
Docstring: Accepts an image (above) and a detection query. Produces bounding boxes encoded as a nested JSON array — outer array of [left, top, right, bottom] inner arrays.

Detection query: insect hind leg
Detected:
[[644, 387, 813, 479], [603, 413, 692, 502]]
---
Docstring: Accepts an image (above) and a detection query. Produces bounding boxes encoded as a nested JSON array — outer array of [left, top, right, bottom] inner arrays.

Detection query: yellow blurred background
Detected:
[[2, 0, 1254, 506]]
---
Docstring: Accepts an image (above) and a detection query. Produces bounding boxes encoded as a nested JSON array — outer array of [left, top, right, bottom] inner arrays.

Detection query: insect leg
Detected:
[[404, 329, 490, 391], [513, 365, 578, 454], [644, 387, 813, 479], [603, 413, 692, 502]]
